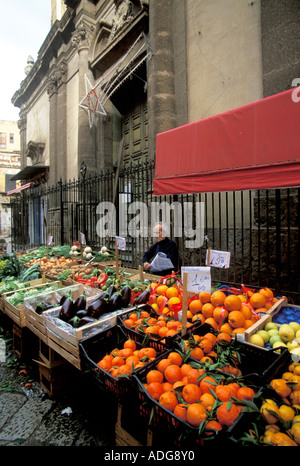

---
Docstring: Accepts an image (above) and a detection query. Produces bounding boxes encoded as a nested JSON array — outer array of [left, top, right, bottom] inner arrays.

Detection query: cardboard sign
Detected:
[[116, 236, 126, 251], [181, 267, 211, 293], [206, 249, 230, 269]]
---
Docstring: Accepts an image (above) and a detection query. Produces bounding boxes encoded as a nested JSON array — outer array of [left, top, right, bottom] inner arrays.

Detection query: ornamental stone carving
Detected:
[[47, 63, 68, 96], [71, 21, 95, 50], [109, 0, 135, 42]]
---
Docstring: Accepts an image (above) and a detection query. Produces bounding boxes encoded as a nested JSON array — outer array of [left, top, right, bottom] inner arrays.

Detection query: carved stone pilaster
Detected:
[[47, 63, 68, 97], [71, 21, 95, 50]]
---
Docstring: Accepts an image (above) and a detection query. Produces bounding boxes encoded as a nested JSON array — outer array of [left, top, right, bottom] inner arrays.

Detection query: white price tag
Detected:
[[48, 235, 53, 246], [206, 249, 230, 269], [80, 232, 86, 245], [181, 267, 211, 293], [116, 236, 126, 251]]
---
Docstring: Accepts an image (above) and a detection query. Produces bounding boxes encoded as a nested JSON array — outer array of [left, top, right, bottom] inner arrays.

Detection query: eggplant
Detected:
[[59, 297, 75, 322], [109, 292, 123, 311], [121, 286, 131, 308], [133, 289, 150, 305], [59, 295, 68, 306], [86, 294, 109, 318], [78, 316, 96, 327], [76, 309, 88, 318], [74, 295, 86, 311], [108, 285, 117, 300]]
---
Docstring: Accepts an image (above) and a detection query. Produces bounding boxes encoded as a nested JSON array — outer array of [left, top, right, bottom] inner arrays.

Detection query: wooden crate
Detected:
[[24, 283, 100, 344], [2, 280, 62, 328], [12, 323, 38, 359], [38, 339, 65, 368], [244, 297, 288, 343], [43, 308, 118, 370], [39, 359, 78, 398], [115, 403, 153, 447]]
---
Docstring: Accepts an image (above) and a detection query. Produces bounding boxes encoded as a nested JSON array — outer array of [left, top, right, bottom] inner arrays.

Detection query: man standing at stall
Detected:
[[143, 222, 178, 276]]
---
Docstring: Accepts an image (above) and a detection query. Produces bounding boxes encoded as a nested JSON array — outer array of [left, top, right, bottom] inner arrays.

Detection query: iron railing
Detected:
[[10, 161, 300, 303]]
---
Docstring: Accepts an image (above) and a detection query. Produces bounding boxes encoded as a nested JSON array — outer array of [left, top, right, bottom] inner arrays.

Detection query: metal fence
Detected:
[[10, 161, 300, 303]]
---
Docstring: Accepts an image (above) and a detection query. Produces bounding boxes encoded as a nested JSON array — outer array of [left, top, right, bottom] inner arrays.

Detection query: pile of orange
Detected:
[[186, 287, 278, 337], [141, 349, 256, 433], [96, 338, 157, 379], [182, 329, 242, 376], [123, 308, 193, 340], [257, 362, 300, 446], [150, 283, 183, 317]]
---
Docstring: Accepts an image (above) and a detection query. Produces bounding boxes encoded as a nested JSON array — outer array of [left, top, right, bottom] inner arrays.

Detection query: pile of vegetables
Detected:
[[58, 283, 150, 329], [6, 284, 61, 308]]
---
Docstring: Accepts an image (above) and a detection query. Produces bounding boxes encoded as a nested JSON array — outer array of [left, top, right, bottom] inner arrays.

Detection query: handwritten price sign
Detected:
[[181, 267, 211, 293], [206, 249, 230, 269], [116, 236, 126, 251]]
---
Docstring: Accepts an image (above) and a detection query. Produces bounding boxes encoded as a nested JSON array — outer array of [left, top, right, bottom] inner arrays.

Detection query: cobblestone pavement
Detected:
[[0, 314, 117, 447]]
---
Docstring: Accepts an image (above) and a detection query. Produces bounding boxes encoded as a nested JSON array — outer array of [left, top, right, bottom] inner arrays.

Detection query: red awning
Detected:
[[7, 183, 31, 196], [153, 88, 300, 195]]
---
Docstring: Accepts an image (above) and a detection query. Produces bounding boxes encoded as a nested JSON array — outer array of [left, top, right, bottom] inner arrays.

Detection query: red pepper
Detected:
[[97, 273, 108, 285]]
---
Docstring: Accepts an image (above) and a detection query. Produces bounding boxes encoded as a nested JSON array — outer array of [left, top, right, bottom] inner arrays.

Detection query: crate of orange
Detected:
[[176, 322, 291, 385], [118, 303, 202, 353], [131, 347, 260, 446], [79, 324, 161, 401]]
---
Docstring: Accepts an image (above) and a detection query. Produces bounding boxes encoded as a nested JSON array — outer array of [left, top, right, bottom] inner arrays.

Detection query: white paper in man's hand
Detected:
[[150, 252, 174, 273]]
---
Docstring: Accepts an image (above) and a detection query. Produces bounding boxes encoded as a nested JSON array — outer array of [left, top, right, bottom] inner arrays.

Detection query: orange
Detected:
[[156, 285, 168, 295], [140, 310, 150, 318], [158, 326, 169, 338], [173, 380, 185, 390], [97, 359, 112, 371], [164, 364, 182, 384], [215, 383, 240, 402], [167, 351, 183, 366], [139, 347, 157, 359], [147, 382, 164, 400], [156, 295, 167, 307], [111, 356, 125, 367], [186, 403, 207, 427], [125, 355, 139, 368], [228, 310, 245, 329], [216, 332, 232, 344], [204, 332, 217, 346], [192, 314, 205, 324], [270, 379, 292, 398], [232, 327, 246, 336], [204, 318, 218, 330], [259, 287, 274, 300], [189, 299, 203, 315], [260, 402, 280, 424], [146, 370, 164, 385], [201, 303, 215, 318], [237, 294, 247, 303], [187, 368, 203, 385], [162, 382, 173, 392], [219, 322, 233, 334], [156, 358, 172, 374], [244, 319, 254, 329], [211, 290, 227, 306], [117, 365, 131, 376], [190, 347, 205, 361], [123, 339, 136, 352], [199, 338, 213, 354], [166, 286, 179, 299], [200, 376, 217, 394], [249, 292, 266, 309], [204, 420, 222, 435], [240, 304, 253, 320], [174, 403, 188, 421], [168, 297, 181, 308], [159, 391, 178, 412], [123, 318, 136, 328], [213, 306, 228, 323], [129, 312, 138, 321], [181, 363, 193, 377], [224, 294, 242, 312], [182, 383, 202, 403], [118, 348, 133, 358], [199, 393, 215, 411], [216, 402, 240, 427], [199, 291, 211, 303], [151, 303, 159, 313], [200, 356, 214, 365]]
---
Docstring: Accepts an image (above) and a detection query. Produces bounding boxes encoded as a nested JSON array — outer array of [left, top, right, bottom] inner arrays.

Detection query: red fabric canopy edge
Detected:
[[153, 88, 300, 195]]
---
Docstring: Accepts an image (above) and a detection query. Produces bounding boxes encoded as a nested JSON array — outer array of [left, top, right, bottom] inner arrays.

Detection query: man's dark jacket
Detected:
[[142, 238, 178, 276]]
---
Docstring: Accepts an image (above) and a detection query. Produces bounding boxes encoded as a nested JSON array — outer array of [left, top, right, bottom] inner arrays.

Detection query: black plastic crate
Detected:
[[118, 303, 203, 352], [79, 324, 161, 401], [173, 322, 291, 385]]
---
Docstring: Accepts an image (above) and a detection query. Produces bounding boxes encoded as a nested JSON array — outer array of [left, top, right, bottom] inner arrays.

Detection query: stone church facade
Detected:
[[11, 0, 300, 187]]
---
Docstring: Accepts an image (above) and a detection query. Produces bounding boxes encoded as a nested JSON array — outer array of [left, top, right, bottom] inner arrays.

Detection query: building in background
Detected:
[[0, 120, 20, 236]]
